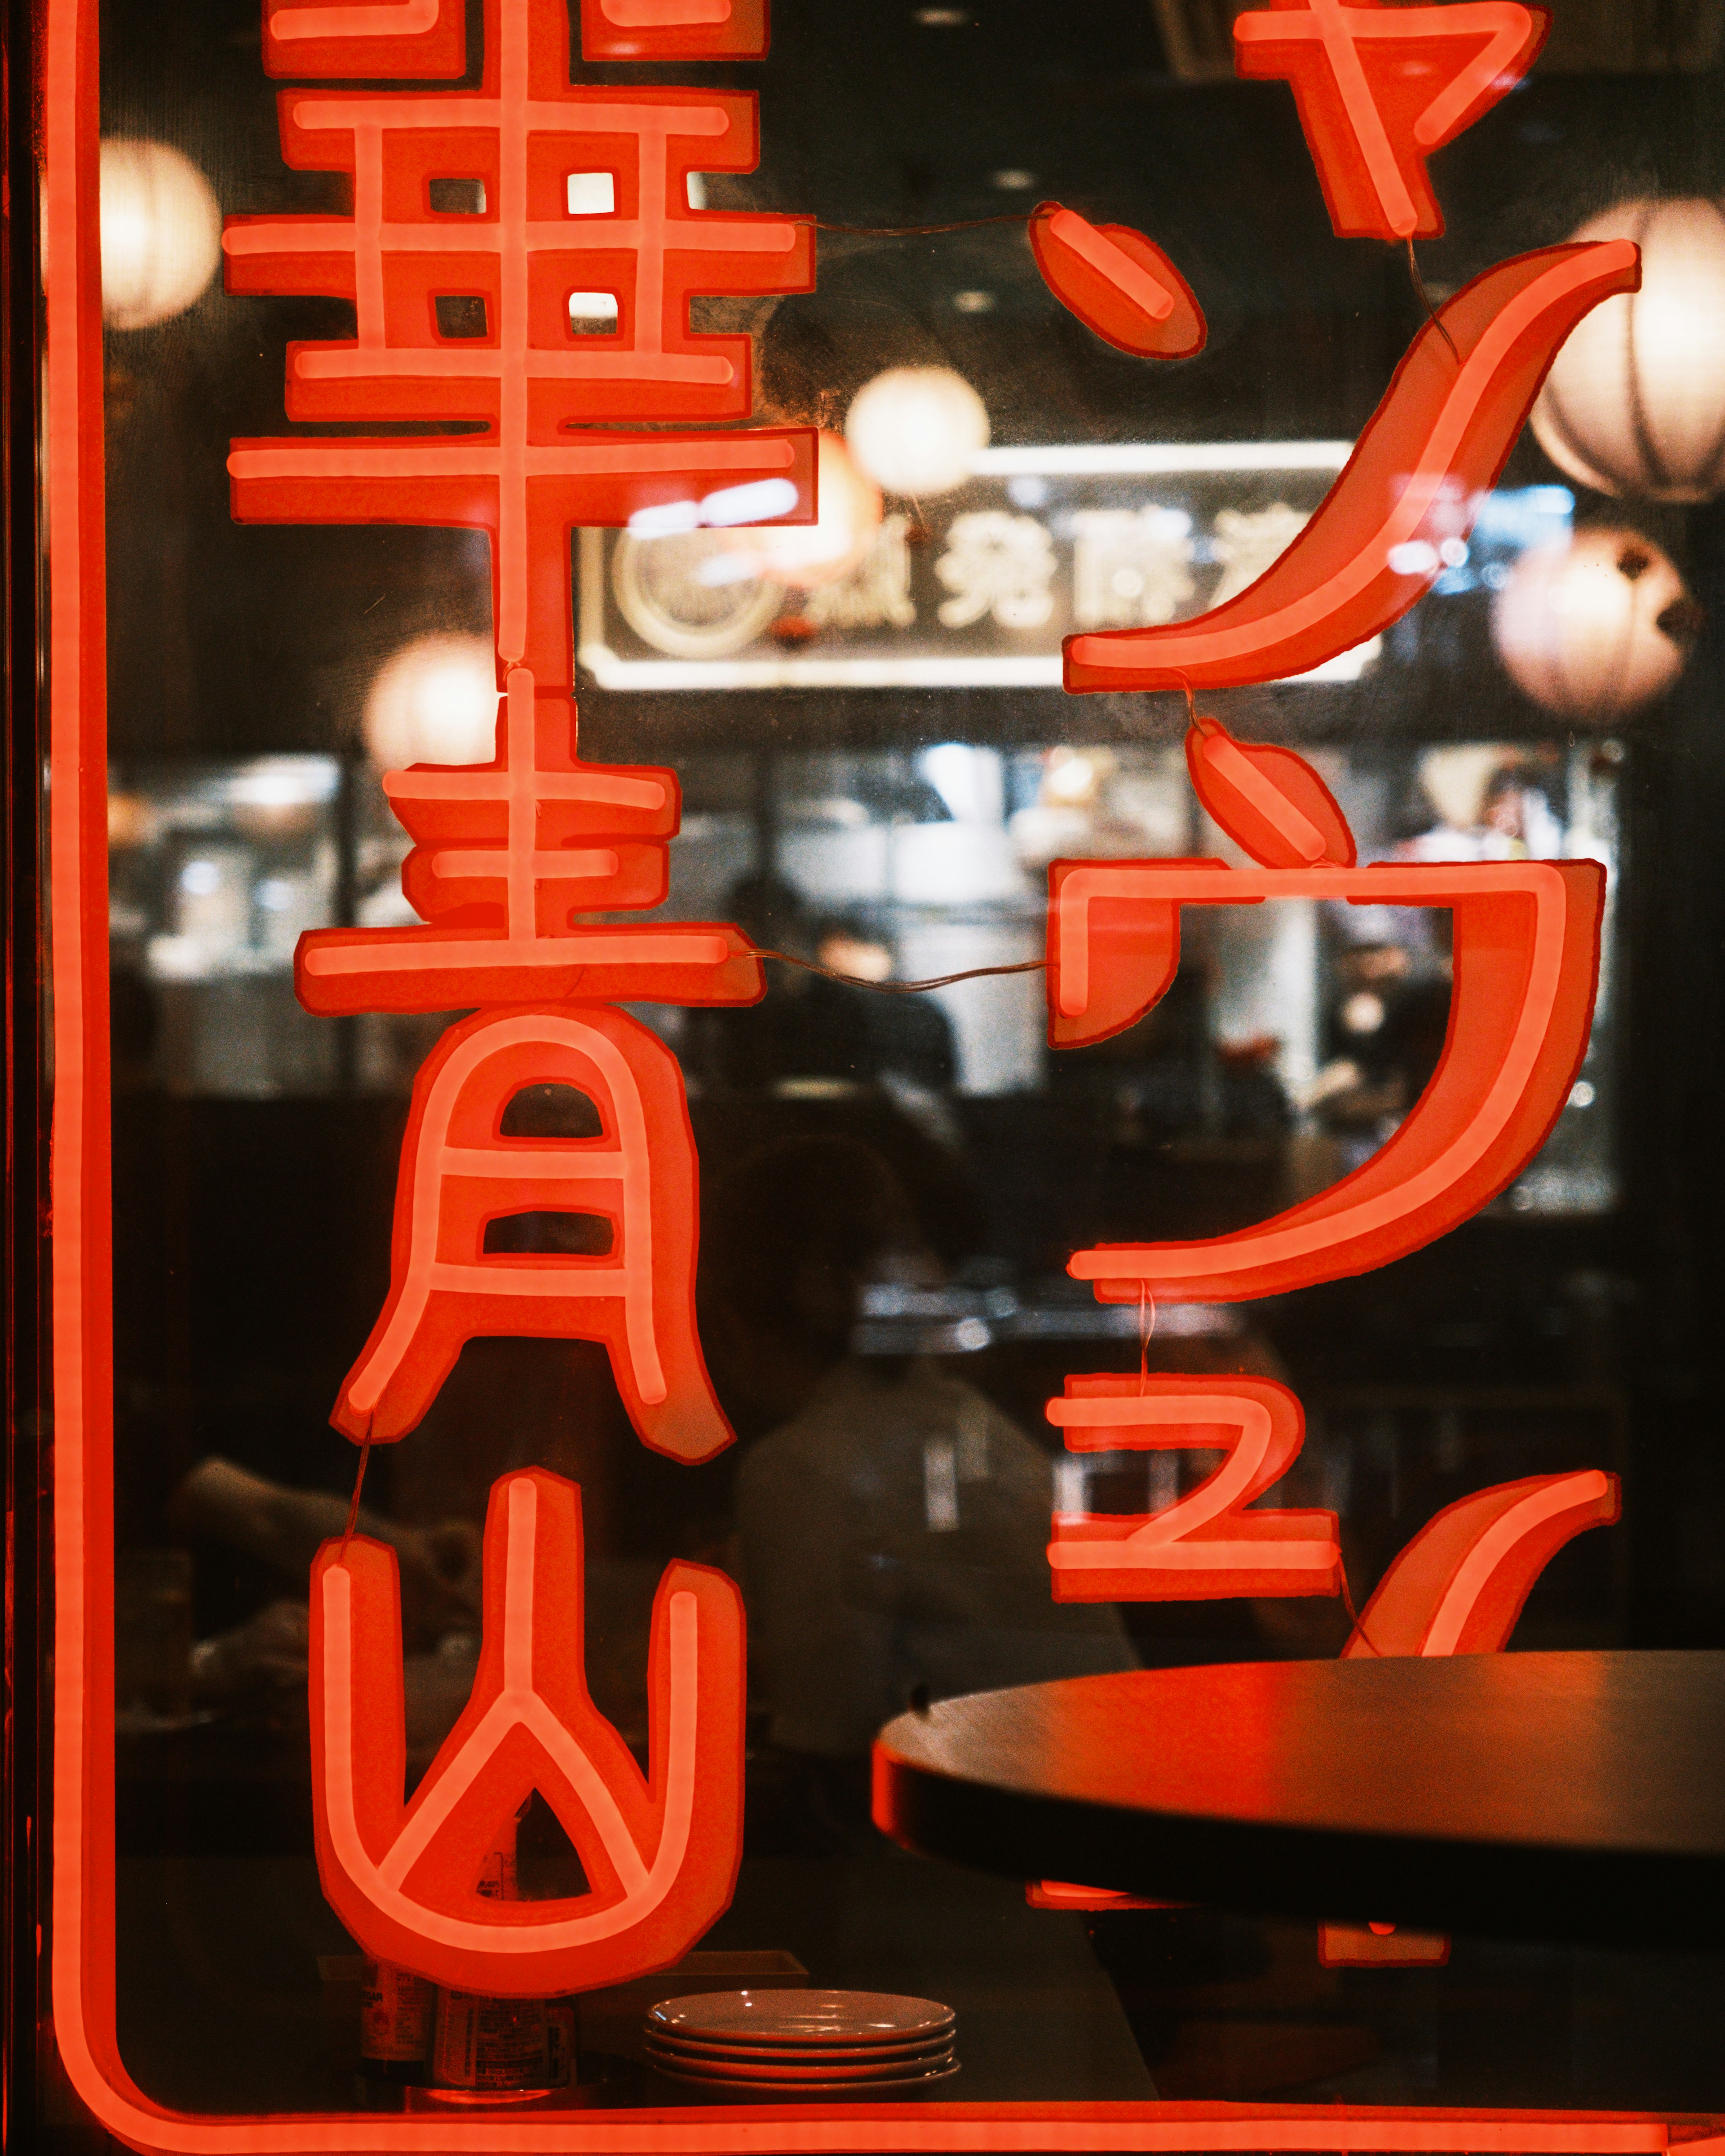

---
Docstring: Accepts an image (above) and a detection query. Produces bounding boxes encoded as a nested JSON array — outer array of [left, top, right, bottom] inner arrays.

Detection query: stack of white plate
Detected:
[[643, 1990, 958, 2096]]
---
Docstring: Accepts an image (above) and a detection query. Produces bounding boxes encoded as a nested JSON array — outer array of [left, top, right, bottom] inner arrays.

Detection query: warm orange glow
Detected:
[[1029, 203, 1206, 359], [1319, 1924, 1450, 1967], [1026, 1882, 1175, 1911], [845, 367, 990, 499], [739, 431, 883, 589], [1232, 0, 1549, 240], [333, 1003, 733, 1459], [98, 138, 223, 329], [1047, 1376, 1340, 1602], [1064, 245, 1640, 694], [1531, 199, 1725, 504], [1048, 858, 1603, 1299], [311, 1470, 744, 1996], [1492, 529, 1694, 720]]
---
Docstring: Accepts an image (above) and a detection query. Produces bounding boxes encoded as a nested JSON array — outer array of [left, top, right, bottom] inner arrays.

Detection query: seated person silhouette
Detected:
[[705, 1135, 1135, 1768], [693, 875, 956, 1095]]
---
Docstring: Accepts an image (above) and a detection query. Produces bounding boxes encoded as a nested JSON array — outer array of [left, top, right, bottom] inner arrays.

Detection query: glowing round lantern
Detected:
[[363, 635, 499, 769], [845, 366, 989, 498], [1531, 199, 1725, 503], [99, 139, 223, 330], [739, 432, 882, 587], [1491, 529, 1696, 720]]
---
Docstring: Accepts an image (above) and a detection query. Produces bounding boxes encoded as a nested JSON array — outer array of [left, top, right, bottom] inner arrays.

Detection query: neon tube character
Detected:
[[312, 1470, 745, 1996], [234, 0, 806, 1993]]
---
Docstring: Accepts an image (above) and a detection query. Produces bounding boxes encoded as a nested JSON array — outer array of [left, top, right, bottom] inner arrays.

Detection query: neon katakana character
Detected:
[[1232, 0, 1550, 240], [1047, 847, 1603, 1298], [1064, 244, 1639, 694]]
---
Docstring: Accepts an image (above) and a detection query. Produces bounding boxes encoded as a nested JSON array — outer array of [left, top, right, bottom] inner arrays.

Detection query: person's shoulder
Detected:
[[735, 1391, 860, 1493]]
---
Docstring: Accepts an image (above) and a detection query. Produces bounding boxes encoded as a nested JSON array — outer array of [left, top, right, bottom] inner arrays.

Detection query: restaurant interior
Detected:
[[48, 0, 1725, 2129]]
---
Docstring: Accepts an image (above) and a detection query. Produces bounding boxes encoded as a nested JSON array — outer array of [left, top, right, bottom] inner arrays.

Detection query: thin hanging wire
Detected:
[[814, 212, 1031, 238], [1406, 237, 1460, 364], [1337, 1560, 1383, 1657], [1137, 1284, 1155, 1394], [340, 1442, 372, 1557], [757, 947, 1048, 995]]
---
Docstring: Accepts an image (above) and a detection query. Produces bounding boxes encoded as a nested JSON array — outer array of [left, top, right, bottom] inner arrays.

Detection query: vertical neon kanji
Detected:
[[231, 0, 794, 1994]]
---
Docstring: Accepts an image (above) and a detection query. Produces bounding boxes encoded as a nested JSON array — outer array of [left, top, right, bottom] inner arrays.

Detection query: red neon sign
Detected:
[[1063, 245, 1639, 696], [334, 1003, 731, 1456], [1036, 733, 1621, 1955], [1029, 202, 1207, 359], [1343, 1469, 1621, 1660], [1048, 853, 1602, 1299], [264, 0, 468, 79], [578, 0, 770, 62], [1035, 1468, 1619, 1922], [231, 0, 779, 2003], [312, 1469, 744, 1995], [299, 672, 759, 1013], [42, 0, 1688, 2140], [225, 0, 815, 697], [1185, 713, 1354, 869], [1231, 0, 1549, 241], [1319, 1469, 1618, 1965], [1046, 1376, 1340, 1603]]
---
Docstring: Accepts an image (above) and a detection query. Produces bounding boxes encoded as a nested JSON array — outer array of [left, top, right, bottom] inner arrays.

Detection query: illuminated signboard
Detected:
[[39, 0, 1676, 2143], [577, 445, 1381, 690]]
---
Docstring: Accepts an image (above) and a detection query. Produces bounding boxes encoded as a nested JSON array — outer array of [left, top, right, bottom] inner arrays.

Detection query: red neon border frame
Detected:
[[40, 0, 1721, 2146]]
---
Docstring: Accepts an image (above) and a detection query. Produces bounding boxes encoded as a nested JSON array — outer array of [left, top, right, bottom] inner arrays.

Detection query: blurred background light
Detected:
[[845, 366, 990, 498], [1532, 198, 1725, 503], [1491, 528, 1697, 720], [362, 634, 499, 769], [739, 432, 883, 588], [99, 138, 223, 330]]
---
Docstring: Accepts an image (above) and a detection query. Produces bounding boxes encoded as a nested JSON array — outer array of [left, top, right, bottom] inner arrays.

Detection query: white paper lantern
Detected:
[[363, 635, 499, 769], [1491, 528, 1696, 720], [845, 366, 989, 498], [1531, 198, 1725, 503], [739, 432, 882, 588], [99, 139, 223, 331]]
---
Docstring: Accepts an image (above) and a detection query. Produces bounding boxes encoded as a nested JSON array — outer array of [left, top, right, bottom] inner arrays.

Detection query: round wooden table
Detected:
[[871, 1650, 1725, 1950]]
